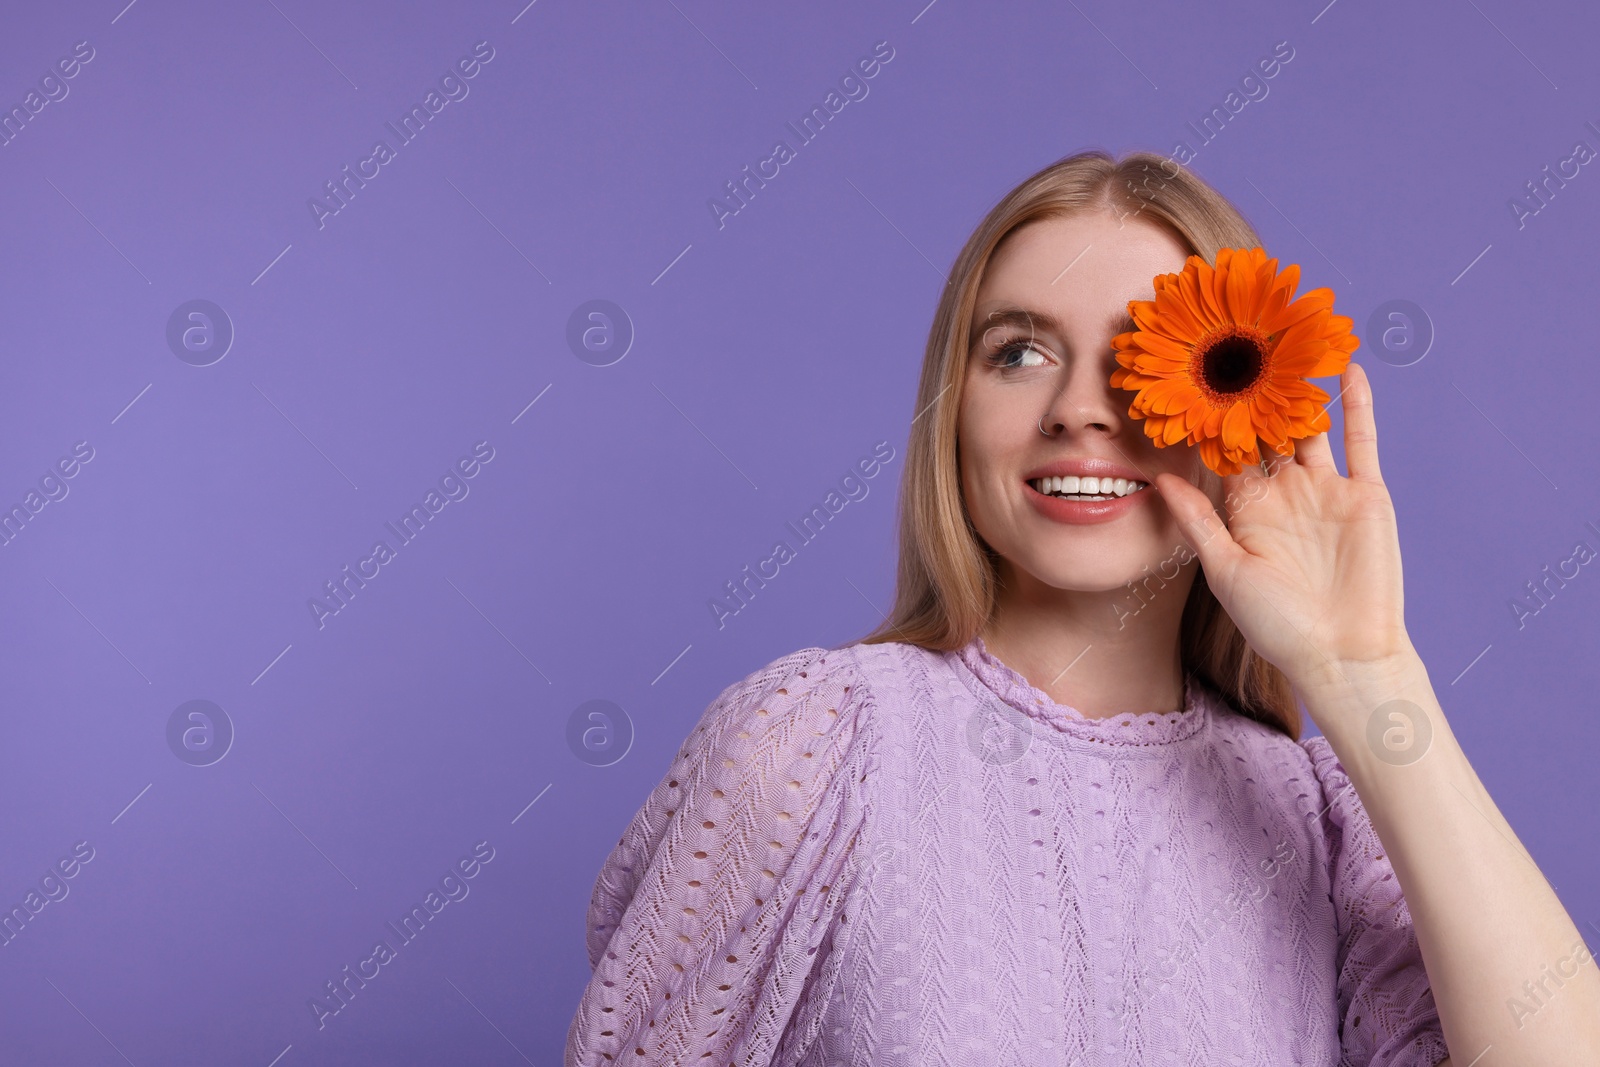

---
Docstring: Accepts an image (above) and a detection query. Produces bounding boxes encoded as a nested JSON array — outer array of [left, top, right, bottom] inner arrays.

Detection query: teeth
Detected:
[[1031, 475, 1147, 499]]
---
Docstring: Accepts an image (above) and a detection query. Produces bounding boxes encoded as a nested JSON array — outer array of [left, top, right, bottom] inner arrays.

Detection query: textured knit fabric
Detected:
[[565, 637, 1451, 1066]]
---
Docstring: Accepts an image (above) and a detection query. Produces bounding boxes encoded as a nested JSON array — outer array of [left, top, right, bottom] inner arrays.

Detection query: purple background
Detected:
[[1, 1, 1596, 1063]]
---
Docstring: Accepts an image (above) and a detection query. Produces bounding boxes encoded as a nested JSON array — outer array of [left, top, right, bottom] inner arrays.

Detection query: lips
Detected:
[[1021, 456, 1150, 484]]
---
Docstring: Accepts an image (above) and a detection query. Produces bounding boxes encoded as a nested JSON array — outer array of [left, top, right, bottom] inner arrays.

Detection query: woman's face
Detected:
[[957, 211, 1225, 598]]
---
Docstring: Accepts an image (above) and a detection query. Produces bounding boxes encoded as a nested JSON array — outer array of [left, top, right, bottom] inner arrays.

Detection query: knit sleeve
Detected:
[[1301, 735, 1451, 1067], [564, 646, 872, 1067]]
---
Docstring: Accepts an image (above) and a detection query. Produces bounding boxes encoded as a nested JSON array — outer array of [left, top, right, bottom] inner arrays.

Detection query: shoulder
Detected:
[[586, 644, 878, 956], [699, 638, 936, 735], [709, 642, 869, 708], [697, 642, 873, 736], [670, 643, 883, 791], [573, 645, 882, 1061]]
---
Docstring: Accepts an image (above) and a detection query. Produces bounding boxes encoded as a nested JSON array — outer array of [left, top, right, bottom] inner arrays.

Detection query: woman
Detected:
[[563, 150, 1600, 1065]]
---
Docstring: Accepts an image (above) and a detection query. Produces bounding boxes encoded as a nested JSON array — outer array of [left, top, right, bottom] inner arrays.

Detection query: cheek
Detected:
[[958, 451, 1002, 525], [955, 445, 1013, 542], [1156, 443, 1206, 484], [956, 391, 1014, 496], [1145, 444, 1223, 512]]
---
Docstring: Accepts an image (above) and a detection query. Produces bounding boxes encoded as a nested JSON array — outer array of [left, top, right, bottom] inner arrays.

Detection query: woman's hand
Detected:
[[1152, 361, 1416, 705]]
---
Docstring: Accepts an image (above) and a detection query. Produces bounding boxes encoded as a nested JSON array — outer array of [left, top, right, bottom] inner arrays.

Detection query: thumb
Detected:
[[1151, 471, 1245, 574]]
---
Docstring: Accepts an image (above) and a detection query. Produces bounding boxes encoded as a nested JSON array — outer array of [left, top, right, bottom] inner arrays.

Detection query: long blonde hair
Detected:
[[856, 148, 1300, 739]]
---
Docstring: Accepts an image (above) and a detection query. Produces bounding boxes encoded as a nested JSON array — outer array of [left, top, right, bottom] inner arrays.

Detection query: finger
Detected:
[[1340, 362, 1383, 483], [1152, 471, 1248, 572], [1260, 450, 1296, 480], [1292, 427, 1336, 471]]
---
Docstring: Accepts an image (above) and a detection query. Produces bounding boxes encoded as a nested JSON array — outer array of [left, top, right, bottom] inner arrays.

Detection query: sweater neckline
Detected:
[[950, 635, 1209, 747]]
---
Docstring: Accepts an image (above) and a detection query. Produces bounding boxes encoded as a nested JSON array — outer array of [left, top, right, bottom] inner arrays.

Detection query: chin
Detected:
[[1015, 557, 1144, 596]]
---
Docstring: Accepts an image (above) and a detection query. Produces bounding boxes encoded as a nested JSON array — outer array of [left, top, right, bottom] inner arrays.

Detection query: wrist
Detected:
[[1291, 635, 1423, 698], [1294, 642, 1424, 704], [1293, 646, 1435, 752]]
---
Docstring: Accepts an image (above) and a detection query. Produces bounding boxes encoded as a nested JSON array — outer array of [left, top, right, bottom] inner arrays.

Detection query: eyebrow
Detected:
[[969, 305, 1137, 348]]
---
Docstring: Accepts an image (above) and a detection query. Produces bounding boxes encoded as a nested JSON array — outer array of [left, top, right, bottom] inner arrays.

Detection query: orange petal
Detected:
[[1263, 289, 1333, 337], [1272, 306, 1332, 353], [1221, 400, 1258, 452], [1224, 250, 1263, 324], [1131, 349, 1191, 371], [1301, 347, 1352, 378], [1258, 281, 1292, 327], [1141, 377, 1197, 414], [1270, 338, 1333, 376], [1230, 442, 1263, 467], [1269, 261, 1301, 302], [1150, 288, 1208, 341], [1186, 260, 1224, 328], [1131, 329, 1194, 363], [1129, 298, 1162, 330], [1206, 257, 1230, 324], [1258, 405, 1290, 446]]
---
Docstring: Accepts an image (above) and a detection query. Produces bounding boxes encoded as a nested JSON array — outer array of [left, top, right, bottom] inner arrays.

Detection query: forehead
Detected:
[[975, 213, 1191, 316]]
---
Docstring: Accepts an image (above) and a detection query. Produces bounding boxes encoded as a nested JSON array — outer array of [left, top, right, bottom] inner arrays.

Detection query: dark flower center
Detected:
[[1196, 327, 1270, 398]]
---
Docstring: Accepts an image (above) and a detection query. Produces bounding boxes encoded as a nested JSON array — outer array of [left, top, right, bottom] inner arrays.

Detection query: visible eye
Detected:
[[983, 336, 1052, 371]]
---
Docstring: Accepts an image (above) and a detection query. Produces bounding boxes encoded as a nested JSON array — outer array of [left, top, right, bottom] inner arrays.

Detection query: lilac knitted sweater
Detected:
[[565, 637, 1450, 1066]]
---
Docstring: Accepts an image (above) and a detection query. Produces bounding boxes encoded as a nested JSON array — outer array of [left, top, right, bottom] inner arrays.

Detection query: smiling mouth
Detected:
[[1028, 475, 1149, 501]]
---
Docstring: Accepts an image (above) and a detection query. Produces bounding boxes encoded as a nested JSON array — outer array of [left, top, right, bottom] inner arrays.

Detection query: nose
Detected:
[[1038, 356, 1124, 439]]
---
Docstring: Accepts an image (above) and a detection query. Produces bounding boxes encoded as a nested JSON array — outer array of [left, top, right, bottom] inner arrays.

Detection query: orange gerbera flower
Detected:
[[1109, 246, 1359, 477]]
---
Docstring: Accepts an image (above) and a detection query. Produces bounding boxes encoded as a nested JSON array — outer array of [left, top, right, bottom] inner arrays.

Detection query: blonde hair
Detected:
[[856, 147, 1301, 739]]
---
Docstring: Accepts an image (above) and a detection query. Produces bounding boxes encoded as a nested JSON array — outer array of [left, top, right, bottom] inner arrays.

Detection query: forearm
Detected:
[[1301, 651, 1600, 1067]]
